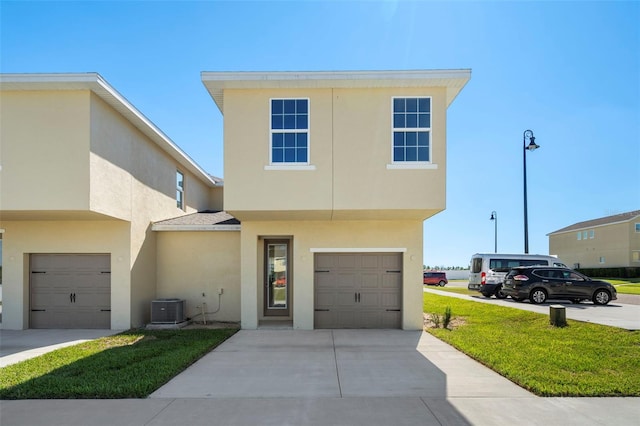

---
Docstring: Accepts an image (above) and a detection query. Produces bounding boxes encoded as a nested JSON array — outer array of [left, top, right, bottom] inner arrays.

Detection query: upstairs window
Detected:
[[176, 170, 184, 210], [270, 99, 309, 164], [392, 97, 431, 163]]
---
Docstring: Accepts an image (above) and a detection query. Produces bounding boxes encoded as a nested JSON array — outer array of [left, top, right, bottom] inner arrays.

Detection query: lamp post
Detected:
[[490, 211, 497, 253], [523, 129, 540, 254]]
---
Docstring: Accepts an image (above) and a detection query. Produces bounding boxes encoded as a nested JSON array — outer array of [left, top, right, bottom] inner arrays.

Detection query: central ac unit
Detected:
[[151, 299, 186, 324]]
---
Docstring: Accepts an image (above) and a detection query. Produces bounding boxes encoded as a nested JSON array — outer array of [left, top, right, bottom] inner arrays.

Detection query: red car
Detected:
[[423, 271, 448, 286]]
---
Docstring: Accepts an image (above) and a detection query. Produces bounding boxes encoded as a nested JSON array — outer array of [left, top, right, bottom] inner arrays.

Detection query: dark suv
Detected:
[[423, 271, 448, 286], [503, 266, 617, 305]]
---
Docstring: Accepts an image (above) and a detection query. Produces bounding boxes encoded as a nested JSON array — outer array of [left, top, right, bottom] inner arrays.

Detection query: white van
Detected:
[[468, 253, 567, 298]]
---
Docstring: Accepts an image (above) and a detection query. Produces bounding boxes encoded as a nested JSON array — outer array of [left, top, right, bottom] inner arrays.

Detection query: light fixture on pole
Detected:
[[523, 129, 540, 254], [490, 211, 497, 253]]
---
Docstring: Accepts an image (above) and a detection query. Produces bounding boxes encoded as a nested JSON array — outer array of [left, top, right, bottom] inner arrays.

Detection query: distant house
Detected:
[[0, 69, 471, 330], [548, 210, 640, 269]]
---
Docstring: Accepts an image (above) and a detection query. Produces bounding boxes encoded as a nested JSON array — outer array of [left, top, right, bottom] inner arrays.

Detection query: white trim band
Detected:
[[310, 248, 407, 253]]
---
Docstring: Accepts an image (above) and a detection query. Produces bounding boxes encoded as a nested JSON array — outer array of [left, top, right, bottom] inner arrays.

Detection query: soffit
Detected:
[[201, 69, 472, 113], [0, 73, 218, 188]]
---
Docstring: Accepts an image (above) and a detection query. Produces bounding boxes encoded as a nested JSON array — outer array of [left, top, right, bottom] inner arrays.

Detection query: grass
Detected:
[[425, 285, 477, 296], [604, 278, 640, 295], [0, 328, 237, 399], [423, 292, 640, 396]]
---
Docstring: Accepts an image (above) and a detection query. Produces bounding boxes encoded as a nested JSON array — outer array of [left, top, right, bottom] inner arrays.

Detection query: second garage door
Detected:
[[30, 254, 111, 329], [314, 252, 402, 329]]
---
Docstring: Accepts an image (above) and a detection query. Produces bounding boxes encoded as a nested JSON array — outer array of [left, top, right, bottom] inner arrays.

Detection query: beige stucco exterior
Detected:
[[156, 230, 241, 323], [239, 220, 424, 330], [1, 70, 470, 331], [203, 70, 471, 330], [0, 76, 220, 329], [220, 87, 448, 221], [549, 215, 640, 268]]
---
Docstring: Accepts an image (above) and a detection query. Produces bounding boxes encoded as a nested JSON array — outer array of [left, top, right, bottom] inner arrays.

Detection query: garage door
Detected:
[[314, 253, 402, 329], [30, 254, 111, 329]]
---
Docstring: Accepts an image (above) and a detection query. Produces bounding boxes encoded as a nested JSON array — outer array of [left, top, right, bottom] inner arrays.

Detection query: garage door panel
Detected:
[[382, 273, 402, 289], [314, 252, 402, 329], [337, 255, 358, 269], [30, 254, 111, 329], [380, 311, 402, 328], [380, 292, 401, 309], [359, 292, 379, 308], [336, 272, 358, 287], [361, 255, 379, 269], [360, 273, 380, 289]]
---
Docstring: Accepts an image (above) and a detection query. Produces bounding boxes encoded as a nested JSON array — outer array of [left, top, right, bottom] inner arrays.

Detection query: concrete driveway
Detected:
[[150, 329, 530, 400]]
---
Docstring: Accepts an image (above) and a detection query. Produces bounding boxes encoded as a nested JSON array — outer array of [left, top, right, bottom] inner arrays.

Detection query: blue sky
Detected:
[[2, 0, 638, 267]]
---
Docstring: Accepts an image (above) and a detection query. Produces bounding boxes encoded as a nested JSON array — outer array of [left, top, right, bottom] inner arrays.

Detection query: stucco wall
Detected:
[[156, 231, 241, 323], [549, 222, 634, 268], [0, 87, 219, 329], [223, 89, 333, 219], [0, 220, 131, 330], [222, 87, 447, 221], [239, 220, 424, 330], [0, 91, 90, 211]]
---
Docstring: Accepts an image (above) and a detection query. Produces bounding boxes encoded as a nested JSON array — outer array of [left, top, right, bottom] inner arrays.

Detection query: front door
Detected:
[[264, 239, 290, 317]]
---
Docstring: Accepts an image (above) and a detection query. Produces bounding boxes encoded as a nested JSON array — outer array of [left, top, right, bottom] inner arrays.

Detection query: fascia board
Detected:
[[201, 69, 472, 113]]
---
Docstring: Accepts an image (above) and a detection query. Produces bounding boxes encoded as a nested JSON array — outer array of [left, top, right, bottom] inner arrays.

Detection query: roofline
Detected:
[[0, 73, 218, 187], [201, 69, 472, 113], [151, 224, 241, 232], [548, 211, 640, 236], [547, 215, 640, 236]]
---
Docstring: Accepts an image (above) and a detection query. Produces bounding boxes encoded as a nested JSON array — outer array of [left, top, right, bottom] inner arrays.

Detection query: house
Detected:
[[200, 70, 470, 329], [548, 210, 640, 269], [0, 69, 470, 331], [0, 73, 238, 329]]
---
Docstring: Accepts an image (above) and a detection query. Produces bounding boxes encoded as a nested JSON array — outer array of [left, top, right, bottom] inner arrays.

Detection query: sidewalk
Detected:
[[1, 329, 639, 425]]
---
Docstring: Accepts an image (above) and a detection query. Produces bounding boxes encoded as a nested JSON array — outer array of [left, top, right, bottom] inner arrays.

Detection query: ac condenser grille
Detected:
[[151, 299, 186, 324]]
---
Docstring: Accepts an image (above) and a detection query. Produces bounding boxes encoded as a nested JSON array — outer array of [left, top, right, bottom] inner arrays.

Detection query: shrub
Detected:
[[443, 306, 452, 329]]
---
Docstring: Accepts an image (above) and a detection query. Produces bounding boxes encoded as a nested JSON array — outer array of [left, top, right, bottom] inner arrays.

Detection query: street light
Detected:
[[490, 211, 497, 253], [523, 129, 540, 254]]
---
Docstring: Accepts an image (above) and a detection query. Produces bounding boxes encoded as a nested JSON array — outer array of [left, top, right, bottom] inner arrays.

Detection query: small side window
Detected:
[[176, 170, 185, 210]]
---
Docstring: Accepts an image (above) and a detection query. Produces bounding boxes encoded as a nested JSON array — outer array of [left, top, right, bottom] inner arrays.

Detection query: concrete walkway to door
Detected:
[[2, 329, 639, 425]]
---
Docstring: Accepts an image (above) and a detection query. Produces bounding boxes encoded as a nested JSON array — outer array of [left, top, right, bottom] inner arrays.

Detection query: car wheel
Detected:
[[439, 281, 446, 287], [495, 287, 507, 299], [530, 288, 547, 304], [593, 290, 611, 305], [512, 296, 524, 302]]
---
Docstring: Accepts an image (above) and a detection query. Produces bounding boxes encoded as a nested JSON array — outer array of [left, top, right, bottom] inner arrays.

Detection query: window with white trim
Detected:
[[176, 170, 185, 210], [392, 97, 431, 163], [589, 230, 595, 239], [270, 99, 309, 164], [577, 232, 582, 240], [636, 223, 640, 233]]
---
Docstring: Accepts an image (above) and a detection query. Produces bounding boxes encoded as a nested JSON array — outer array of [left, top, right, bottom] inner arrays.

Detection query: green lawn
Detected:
[[424, 292, 640, 396], [605, 279, 640, 295], [0, 328, 237, 399], [425, 285, 477, 296]]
